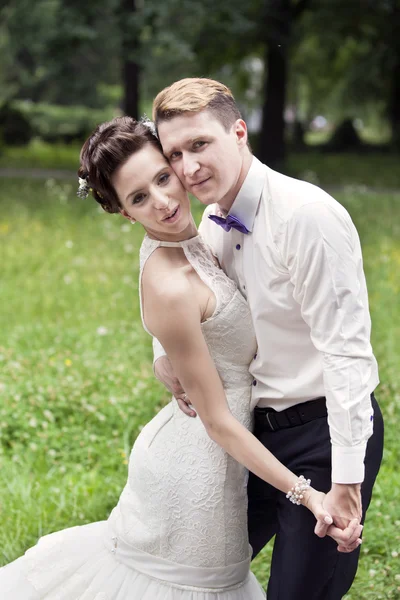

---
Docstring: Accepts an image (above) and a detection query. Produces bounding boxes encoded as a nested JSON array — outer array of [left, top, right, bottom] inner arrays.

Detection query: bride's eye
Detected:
[[133, 193, 145, 204], [193, 141, 206, 150], [159, 173, 170, 185]]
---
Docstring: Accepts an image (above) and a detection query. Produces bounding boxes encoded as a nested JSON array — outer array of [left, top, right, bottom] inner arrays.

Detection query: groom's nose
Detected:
[[182, 154, 200, 179]]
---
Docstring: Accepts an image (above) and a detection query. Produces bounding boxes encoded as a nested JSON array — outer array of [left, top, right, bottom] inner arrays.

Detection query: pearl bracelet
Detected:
[[286, 475, 311, 505]]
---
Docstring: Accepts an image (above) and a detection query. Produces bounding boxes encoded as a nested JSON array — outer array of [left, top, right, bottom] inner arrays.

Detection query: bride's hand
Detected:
[[303, 489, 363, 553]]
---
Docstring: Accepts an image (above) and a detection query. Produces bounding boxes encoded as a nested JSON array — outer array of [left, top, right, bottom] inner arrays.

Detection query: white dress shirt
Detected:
[[153, 156, 379, 484]]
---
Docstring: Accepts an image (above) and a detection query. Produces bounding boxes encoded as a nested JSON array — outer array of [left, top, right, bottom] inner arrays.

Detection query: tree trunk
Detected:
[[258, 40, 288, 167], [123, 59, 140, 118], [121, 0, 140, 118], [389, 57, 400, 149], [388, 0, 400, 149], [257, 0, 291, 169]]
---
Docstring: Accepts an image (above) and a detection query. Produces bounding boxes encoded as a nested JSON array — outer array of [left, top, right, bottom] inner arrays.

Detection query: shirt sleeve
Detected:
[[280, 200, 376, 483], [152, 336, 166, 368]]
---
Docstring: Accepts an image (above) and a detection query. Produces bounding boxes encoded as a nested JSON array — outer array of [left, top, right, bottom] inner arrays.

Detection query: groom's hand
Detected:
[[323, 483, 362, 529], [154, 356, 197, 417], [306, 488, 362, 552], [316, 483, 362, 549]]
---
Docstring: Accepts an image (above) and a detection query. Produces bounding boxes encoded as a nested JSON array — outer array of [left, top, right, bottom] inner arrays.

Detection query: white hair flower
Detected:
[[77, 176, 91, 199], [140, 115, 157, 137]]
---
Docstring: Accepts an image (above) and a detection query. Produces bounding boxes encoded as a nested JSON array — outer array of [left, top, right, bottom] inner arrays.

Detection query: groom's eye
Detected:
[[169, 151, 181, 161], [193, 141, 206, 150]]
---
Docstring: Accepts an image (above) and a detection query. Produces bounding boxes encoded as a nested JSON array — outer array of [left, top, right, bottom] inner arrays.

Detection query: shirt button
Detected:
[[236, 244, 241, 250], [253, 380, 257, 386]]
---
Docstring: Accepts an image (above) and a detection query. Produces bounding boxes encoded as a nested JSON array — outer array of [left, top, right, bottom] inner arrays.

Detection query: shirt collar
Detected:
[[227, 156, 266, 233]]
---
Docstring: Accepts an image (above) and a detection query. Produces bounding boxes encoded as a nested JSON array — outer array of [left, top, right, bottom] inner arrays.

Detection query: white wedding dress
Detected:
[[0, 234, 264, 599]]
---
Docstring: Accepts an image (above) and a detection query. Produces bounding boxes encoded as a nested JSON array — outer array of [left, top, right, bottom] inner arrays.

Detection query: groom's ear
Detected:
[[234, 119, 248, 149]]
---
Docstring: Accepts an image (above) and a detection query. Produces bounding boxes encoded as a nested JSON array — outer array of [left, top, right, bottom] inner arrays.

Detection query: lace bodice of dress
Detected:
[[139, 234, 236, 325], [139, 234, 256, 390]]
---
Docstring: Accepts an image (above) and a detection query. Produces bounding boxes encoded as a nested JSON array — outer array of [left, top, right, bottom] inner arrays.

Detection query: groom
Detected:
[[151, 78, 384, 599]]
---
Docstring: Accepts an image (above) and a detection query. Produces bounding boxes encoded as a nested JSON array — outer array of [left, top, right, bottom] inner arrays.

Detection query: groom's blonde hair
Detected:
[[152, 78, 242, 132]]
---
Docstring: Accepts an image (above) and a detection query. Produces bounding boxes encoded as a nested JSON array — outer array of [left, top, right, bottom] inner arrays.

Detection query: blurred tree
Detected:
[[138, 0, 258, 104], [0, 103, 33, 146], [257, 0, 312, 166], [120, 0, 140, 118], [2, 0, 398, 157], [0, 0, 121, 108], [138, 0, 310, 166], [292, 0, 400, 148], [0, 0, 59, 103], [42, 0, 121, 107], [385, 0, 400, 147]]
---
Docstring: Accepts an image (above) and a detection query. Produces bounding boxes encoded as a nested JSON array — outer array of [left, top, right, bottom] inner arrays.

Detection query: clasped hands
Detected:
[[304, 484, 363, 553], [154, 355, 363, 554]]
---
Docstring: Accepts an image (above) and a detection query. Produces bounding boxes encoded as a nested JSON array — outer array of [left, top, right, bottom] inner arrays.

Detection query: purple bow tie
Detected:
[[208, 214, 249, 234]]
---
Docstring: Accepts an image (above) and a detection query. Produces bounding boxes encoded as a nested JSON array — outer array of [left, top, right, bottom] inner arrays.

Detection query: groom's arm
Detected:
[[153, 338, 196, 414], [281, 200, 376, 529]]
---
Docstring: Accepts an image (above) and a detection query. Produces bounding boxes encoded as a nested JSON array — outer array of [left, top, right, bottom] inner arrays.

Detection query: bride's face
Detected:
[[112, 143, 193, 240]]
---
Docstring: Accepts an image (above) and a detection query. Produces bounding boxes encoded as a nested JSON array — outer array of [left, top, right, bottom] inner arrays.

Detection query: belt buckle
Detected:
[[266, 412, 276, 432]]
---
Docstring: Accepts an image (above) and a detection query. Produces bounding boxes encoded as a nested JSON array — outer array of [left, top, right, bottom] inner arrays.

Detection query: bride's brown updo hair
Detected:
[[78, 116, 162, 214]]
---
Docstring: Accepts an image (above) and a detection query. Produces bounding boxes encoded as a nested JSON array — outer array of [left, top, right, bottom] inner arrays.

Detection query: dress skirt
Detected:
[[0, 521, 265, 599]]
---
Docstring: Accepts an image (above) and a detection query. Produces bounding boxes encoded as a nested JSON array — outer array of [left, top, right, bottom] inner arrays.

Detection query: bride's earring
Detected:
[[130, 220, 136, 225]]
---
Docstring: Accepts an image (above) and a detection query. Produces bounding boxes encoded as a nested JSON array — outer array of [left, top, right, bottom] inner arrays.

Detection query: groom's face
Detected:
[[158, 110, 247, 208]]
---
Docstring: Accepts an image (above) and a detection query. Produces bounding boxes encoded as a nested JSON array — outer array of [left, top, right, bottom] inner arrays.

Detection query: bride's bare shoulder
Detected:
[[141, 249, 201, 338], [141, 248, 193, 305]]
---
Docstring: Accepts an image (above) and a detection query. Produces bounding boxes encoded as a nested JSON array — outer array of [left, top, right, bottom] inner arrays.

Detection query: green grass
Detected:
[[0, 139, 81, 170], [0, 177, 399, 598], [285, 152, 400, 189]]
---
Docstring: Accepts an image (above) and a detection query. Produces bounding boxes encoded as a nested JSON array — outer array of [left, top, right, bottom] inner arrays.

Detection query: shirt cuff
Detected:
[[331, 443, 367, 484]]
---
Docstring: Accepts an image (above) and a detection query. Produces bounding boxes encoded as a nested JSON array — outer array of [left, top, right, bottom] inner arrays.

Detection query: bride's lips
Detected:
[[162, 205, 180, 224]]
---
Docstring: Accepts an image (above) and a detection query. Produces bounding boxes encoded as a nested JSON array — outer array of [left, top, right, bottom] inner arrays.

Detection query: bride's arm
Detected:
[[146, 279, 299, 492], [143, 274, 361, 550]]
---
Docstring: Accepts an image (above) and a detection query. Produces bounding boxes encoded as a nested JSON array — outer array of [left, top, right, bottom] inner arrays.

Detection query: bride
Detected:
[[0, 117, 362, 599]]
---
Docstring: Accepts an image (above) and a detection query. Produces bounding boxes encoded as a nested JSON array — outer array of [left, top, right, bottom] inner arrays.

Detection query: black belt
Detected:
[[254, 397, 327, 433]]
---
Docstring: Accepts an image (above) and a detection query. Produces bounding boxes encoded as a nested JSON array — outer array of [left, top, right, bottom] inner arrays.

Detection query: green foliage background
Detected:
[[2, 0, 399, 134]]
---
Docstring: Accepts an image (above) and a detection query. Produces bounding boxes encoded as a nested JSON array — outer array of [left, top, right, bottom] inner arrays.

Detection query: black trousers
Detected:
[[247, 394, 384, 600]]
